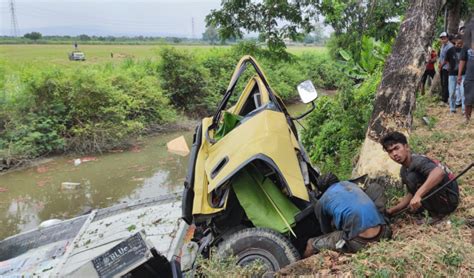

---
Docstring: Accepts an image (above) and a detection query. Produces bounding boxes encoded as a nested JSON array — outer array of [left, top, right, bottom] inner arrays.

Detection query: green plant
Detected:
[[195, 250, 266, 277]]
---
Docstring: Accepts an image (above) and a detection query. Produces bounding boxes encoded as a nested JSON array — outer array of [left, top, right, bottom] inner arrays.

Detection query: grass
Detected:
[[0, 44, 327, 68]]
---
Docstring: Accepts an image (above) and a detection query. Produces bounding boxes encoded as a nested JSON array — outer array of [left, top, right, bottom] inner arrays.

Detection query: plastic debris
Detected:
[[167, 136, 190, 156], [61, 182, 81, 190]]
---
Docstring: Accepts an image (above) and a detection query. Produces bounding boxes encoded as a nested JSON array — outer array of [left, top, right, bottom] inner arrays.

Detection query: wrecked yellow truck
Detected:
[[182, 55, 323, 272]]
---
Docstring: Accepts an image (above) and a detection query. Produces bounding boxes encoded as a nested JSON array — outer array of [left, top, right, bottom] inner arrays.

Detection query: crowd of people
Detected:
[[421, 26, 473, 124]]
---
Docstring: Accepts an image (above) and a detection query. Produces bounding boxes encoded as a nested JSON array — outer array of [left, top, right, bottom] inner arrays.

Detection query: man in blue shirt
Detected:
[[303, 174, 391, 257]]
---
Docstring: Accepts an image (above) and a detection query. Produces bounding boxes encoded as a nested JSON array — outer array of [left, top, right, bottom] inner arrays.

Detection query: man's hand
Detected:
[[457, 75, 462, 85], [409, 194, 422, 211]]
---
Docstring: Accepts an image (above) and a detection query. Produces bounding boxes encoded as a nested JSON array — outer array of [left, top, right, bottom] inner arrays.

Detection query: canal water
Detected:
[[0, 102, 310, 240]]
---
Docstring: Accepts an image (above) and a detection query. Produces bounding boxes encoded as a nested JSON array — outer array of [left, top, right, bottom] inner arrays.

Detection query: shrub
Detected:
[[0, 60, 176, 159], [159, 47, 216, 116]]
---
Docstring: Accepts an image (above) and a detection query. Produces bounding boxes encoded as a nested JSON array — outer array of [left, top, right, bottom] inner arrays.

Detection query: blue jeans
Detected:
[[448, 75, 465, 112]]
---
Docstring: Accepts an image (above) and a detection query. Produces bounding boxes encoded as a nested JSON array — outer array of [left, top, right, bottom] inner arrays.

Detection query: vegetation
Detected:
[[0, 43, 339, 168], [301, 37, 389, 179]]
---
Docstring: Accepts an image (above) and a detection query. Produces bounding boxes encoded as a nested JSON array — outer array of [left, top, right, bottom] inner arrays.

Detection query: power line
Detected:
[[9, 0, 20, 36]]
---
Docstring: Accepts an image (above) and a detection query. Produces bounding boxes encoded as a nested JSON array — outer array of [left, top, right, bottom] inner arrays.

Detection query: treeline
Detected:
[[0, 35, 212, 45], [0, 42, 344, 169]]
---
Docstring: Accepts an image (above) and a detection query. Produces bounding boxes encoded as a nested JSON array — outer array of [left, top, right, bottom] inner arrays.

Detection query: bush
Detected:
[[0, 60, 176, 159], [159, 47, 217, 116], [302, 71, 381, 179]]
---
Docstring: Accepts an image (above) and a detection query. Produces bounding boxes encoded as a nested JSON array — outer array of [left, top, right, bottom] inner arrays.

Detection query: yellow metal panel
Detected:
[[204, 110, 309, 201], [192, 117, 225, 215]]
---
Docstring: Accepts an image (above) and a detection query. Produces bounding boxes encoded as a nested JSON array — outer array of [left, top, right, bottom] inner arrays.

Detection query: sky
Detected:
[[0, 0, 222, 37]]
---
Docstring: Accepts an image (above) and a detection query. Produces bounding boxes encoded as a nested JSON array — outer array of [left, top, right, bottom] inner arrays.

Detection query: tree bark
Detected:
[[447, 0, 461, 35], [354, 0, 444, 179], [429, 70, 441, 96]]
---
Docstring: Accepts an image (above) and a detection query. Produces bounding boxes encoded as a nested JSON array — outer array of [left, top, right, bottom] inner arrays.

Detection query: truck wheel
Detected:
[[217, 228, 300, 272]]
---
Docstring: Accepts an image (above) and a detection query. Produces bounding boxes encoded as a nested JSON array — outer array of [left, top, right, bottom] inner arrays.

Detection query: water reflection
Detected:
[[0, 131, 192, 240]]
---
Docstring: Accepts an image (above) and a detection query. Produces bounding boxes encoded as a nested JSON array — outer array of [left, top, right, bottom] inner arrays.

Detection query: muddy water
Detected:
[[0, 103, 310, 240]]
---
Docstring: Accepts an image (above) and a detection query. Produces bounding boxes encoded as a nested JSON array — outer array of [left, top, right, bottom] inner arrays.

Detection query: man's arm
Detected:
[[458, 60, 466, 84], [409, 167, 445, 211], [386, 193, 413, 215], [314, 200, 333, 234]]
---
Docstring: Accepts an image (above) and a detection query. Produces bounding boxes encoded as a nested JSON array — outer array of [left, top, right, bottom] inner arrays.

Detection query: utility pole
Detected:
[[9, 0, 20, 37], [191, 17, 195, 39]]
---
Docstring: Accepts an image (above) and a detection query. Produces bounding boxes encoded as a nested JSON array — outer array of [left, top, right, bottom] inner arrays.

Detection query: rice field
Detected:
[[0, 43, 327, 68]]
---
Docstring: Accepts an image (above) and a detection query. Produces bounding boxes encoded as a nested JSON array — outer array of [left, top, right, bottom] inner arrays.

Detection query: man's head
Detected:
[[380, 132, 411, 166], [455, 34, 464, 48], [439, 32, 449, 45]]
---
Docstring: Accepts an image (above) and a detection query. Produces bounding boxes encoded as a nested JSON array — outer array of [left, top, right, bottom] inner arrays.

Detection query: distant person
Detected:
[[111, 52, 114, 58], [420, 48, 437, 95], [303, 173, 391, 257], [459, 18, 474, 123], [381, 132, 459, 223], [439, 32, 454, 103], [445, 34, 467, 114], [74, 42, 78, 50]]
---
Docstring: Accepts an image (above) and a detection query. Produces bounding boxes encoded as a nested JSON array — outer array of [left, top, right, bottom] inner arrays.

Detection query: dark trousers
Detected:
[[441, 69, 450, 103], [311, 225, 392, 253]]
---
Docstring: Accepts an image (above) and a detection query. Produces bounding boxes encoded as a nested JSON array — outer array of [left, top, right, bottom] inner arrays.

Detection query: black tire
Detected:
[[216, 228, 300, 272]]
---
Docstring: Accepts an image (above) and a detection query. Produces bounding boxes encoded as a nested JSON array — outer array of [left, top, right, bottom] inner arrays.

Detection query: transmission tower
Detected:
[[9, 0, 20, 37], [191, 17, 195, 39]]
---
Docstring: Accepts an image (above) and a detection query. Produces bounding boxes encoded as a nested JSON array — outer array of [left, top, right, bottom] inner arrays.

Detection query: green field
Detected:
[[0, 44, 327, 67]]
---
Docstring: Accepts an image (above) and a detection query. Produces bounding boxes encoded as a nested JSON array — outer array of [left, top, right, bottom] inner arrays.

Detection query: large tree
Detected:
[[354, 0, 444, 178], [206, 0, 408, 59]]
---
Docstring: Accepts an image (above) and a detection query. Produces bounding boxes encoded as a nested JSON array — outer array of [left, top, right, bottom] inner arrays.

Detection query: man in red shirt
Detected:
[[420, 48, 437, 95]]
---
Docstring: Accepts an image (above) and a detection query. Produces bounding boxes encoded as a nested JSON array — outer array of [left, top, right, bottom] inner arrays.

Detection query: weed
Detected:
[[195, 249, 266, 277], [409, 134, 429, 154], [127, 225, 136, 232], [441, 248, 463, 267]]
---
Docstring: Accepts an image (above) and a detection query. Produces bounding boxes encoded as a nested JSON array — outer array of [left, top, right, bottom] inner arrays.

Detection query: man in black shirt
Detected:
[[380, 132, 459, 219], [446, 35, 468, 113]]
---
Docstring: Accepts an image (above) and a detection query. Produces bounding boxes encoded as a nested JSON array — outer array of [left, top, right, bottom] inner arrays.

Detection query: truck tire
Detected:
[[217, 228, 300, 272]]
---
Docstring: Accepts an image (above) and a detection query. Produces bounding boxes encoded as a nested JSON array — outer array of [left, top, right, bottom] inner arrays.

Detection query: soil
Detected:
[[277, 102, 474, 277]]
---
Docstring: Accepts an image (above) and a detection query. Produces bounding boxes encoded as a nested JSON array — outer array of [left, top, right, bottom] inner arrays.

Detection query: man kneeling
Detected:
[[304, 173, 391, 257]]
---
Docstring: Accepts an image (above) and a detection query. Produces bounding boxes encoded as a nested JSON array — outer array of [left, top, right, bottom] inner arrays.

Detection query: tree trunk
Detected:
[[429, 71, 441, 96], [447, 0, 461, 35], [354, 0, 444, 179]]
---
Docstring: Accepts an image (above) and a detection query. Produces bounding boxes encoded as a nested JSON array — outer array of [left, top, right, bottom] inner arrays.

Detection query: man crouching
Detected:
[[304, 173, 391, 257], [381, 131, 459, 220]]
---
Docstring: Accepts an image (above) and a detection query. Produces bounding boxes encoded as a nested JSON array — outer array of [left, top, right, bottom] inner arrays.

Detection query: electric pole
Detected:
[[9, 0, 20, 37], [191, 17, 195, 39]]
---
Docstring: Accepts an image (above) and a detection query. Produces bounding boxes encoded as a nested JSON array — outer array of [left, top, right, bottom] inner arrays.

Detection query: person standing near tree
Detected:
[[439, 32, 454, 103], [420, 48, 437, 95], [459, 18, 474, 123], [446, 35, 467, 114]]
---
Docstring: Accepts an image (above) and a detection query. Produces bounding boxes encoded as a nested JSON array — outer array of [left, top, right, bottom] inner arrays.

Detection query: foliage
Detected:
[[338, 36, 391, 80], [0, 60, 175, 159], [202, 26, 220, 44], [195, 250, 266, 277], [206, 0, 407, 62], [24, 32, 42, 41], [302, 69, 382, 179], [159, 47, 217, 116]]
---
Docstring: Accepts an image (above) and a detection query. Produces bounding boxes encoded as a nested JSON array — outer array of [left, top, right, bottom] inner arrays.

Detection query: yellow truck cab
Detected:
[[182, 56, 322, 272]]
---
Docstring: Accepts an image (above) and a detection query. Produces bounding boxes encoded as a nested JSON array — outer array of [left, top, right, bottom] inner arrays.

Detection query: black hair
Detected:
[[316, 172, 340, 193], [380, 131, 408, 151]]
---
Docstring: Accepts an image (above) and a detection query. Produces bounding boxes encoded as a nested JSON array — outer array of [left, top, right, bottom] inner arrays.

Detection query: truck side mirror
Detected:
[[297, 80, 318, 103]]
